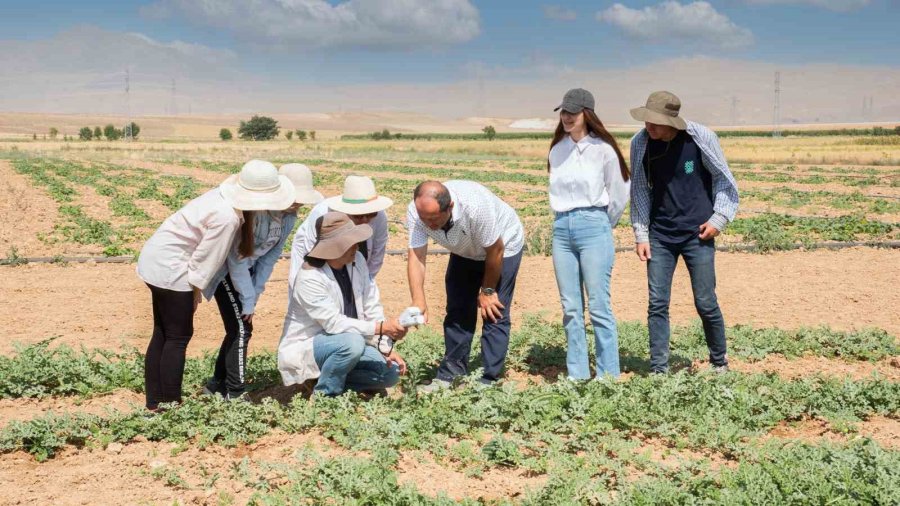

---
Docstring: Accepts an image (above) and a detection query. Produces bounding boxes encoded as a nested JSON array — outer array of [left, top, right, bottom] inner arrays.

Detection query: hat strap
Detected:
[[239, 180, 281, 193], [343, 195, 378, 204]]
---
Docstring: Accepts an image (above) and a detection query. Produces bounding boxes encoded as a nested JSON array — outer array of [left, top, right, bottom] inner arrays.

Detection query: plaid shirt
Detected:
[[629, 120, 739, 243]]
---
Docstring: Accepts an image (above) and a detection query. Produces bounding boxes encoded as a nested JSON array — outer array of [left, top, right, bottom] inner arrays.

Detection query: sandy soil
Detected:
[[2, 247, 898, 357], [764, 416, 900, 450], [0, 161, 62, 258]]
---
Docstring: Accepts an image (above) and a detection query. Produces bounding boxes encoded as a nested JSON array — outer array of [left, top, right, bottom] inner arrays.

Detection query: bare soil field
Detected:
[[1, 133, 898, 505]]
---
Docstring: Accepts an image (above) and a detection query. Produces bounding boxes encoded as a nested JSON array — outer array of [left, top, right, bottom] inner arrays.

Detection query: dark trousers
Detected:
[[211, 276, 254, 395], [438, 250, 522, 383], [145, 283, 194, 410], [647, 235, 727, 372]]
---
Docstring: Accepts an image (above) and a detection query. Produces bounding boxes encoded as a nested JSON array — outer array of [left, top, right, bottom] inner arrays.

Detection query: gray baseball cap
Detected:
[[554, 88, 595, 113]]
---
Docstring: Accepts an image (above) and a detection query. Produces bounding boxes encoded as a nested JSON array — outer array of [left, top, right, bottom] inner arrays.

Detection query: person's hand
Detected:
[[242, 314, 254, 325], [698, 222, 720, 241], [192, 287, 202, 313], [385, 350, 407, 375], [381, 318, 408, 341], [412, 300, 429, 324], [635, 242, 652, 261], [477, 292, 505, 323]]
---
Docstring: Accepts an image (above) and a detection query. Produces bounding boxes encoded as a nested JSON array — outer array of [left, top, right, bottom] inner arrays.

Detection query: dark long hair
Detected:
[[303, 216, 327, 268], [547, 108, 630, 181], [238, 211, 255, 258]]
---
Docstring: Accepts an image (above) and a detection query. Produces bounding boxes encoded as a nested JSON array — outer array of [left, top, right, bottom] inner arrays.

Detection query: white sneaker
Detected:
[[417, 378, 452, 394]]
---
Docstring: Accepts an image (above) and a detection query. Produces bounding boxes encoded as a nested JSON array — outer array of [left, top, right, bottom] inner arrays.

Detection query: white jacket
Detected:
[[277, 252, 385, 386], [137, 188, 242, 294]]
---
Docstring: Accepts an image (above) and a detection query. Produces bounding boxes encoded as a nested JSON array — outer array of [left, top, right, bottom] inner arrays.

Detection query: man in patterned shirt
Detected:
[[407, 180, 524, 392], [629, 91, 740, 374]]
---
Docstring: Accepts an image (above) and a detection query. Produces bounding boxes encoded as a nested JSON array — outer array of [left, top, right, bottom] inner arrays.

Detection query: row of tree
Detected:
[[59, 123, 142, 141], [219, 116, 317, 141], [367, 126, 497, 141]]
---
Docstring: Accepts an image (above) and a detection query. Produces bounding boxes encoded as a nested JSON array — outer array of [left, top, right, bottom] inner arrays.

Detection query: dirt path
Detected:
[[0, 161, 62, 258], [1, 247, 897, 357]]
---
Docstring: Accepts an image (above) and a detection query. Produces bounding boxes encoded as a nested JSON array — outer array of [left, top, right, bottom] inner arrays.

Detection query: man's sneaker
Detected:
[[224, 391, 249, 402], [202, 378, 225, 397], [712, 364, 730, 374], [417, 378, 452, 394]]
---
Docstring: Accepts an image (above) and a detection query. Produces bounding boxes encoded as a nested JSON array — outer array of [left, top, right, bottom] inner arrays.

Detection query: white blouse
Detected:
[[137, 188, 243, 294], [548, 134, 631, 226]]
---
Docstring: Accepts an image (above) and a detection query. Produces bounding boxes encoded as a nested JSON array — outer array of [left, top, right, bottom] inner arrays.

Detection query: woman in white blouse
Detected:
[[136, 160, 295, 411], [547, 88, 631, 380]]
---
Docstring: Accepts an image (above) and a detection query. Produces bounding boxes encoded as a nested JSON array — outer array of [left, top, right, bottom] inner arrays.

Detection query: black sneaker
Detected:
[[202, 378, 225, 397]]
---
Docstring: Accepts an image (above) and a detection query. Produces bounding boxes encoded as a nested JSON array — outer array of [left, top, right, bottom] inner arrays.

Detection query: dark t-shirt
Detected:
[[643, 131, 714, 243], [331, 266, 358, 319]]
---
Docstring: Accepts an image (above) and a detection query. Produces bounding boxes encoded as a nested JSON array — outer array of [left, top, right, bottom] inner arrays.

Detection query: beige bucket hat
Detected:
[[220, 160, 296, 211], [630, 91, 688, 130], [307, 212, 373, 260], [279, 163, 324, 205], [325, 175, 393, 215]]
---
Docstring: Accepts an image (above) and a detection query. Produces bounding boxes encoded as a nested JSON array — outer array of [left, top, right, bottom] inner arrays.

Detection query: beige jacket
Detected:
[[277, 253, 385, 386], [137, 189, 242, 294]]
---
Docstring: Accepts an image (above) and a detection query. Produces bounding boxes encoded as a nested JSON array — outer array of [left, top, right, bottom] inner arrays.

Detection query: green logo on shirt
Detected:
[[684, 160, 695, 174]]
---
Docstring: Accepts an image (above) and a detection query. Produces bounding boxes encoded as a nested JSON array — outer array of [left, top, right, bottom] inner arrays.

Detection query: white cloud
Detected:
[[597, 1, 754, 49], [126, 33, 237, 64], [543, 5, 577, 21], [141, 0, 481, 50], [743, 0, 870, 11], [2, 27, 898, 125]]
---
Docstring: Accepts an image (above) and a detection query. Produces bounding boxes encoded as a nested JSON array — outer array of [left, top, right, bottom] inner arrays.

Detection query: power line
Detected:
[[125, 68, 133, 142], [773, 71, 781, 138], [731, 96, 738, 126]]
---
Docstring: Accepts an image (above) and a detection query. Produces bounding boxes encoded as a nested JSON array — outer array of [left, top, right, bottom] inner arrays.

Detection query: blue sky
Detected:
[[0, 1, 898, 121], [2, 0, 897, 83]]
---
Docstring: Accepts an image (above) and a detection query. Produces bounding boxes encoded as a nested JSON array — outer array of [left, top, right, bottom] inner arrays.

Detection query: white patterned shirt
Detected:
[[549, 134, 631, 226], [407, 180, 523, 260]]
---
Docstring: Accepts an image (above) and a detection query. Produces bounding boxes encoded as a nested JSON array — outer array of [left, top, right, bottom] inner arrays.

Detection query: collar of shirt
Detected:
[[443, 186, 462, 233]]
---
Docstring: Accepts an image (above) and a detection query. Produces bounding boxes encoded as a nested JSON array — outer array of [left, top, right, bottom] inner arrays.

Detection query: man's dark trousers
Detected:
[[437, 250, 522, 383]]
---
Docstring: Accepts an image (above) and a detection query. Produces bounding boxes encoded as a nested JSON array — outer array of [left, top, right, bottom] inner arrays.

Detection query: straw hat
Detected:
[[279, 163, 324, 205], [325, 175, 393, 215], [630, 91, 688, 130], [307, 212, 373, 260], [220, 160, 296, 210]]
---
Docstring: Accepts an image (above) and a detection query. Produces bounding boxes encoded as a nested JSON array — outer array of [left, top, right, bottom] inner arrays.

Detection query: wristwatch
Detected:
[[480, 287, 496, 296]]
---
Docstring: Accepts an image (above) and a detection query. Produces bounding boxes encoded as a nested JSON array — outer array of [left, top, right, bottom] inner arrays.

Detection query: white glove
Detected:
[[399, 306, 426, 328]]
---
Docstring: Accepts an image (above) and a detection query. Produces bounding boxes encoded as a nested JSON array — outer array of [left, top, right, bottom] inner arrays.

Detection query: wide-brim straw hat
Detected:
[[220, 159, 296, 211], [630, 90, 688, 130], [307, 212, 373, 260], [279, 163, 324, 205], [325, 175, 393, 215]]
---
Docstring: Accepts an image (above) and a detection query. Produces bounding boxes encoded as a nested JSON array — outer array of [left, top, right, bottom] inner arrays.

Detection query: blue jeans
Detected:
[[552, 207, 620, 379], [647, 235, 727, 372], [312, 332, 400, 396]]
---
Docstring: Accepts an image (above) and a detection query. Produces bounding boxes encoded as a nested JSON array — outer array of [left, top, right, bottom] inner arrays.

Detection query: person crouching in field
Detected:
[[547, 88, 631, 381], [629, 91, 739, 374], [136, 160, 296, 411], [278, 212, 408, 397], [202, 164, 324, 400]]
